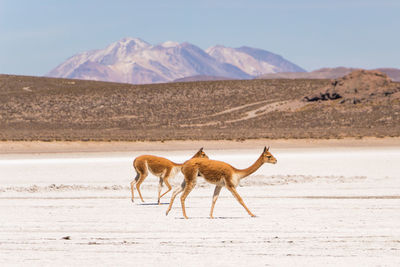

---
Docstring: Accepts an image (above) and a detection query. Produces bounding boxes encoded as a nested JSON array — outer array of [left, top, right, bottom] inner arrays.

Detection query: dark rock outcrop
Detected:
[[304, 70, 400, 104]]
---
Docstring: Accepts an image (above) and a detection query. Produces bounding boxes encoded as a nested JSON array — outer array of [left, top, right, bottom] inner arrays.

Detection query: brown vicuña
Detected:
[[131, 148, 208, 204], [166, 147, 277, 219]]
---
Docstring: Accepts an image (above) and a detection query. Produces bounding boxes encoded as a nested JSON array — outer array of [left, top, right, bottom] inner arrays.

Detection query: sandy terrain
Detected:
[[0, 140, 399, 266], [1, 137, 399, 154]]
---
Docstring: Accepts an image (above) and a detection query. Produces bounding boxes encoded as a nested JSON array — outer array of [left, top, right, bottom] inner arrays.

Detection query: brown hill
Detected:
[[257, 67, 400, 82], [0, 74, 399, 141], [304, 70, 400, 104]]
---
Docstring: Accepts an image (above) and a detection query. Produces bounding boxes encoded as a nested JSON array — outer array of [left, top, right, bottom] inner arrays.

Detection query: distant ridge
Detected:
[[173, 75, 234, 82], [47, 37, 305, 84], [257, 67, 400, 82]]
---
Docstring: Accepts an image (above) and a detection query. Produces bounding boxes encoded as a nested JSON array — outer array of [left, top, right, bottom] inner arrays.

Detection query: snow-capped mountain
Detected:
[[206, 45, 305, 76], [47, 37, 305, 84]]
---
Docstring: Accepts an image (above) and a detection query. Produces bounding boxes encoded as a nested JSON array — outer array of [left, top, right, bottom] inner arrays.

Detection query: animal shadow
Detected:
[[139, 202, 170, 206], [175, 216, 247, 220]]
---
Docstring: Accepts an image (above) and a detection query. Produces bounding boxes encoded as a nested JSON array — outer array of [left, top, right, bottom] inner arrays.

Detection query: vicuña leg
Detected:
[[130, 172, 140, 202], [159, 178, 172, 202], [158, 168, 173, 203], [157, 177, 164, 204], [210, 185, 222, 218], [134, 168, 148, 203], [165, 180, 185, 216], [180, 180, 196, 219], [226, 185, 256, 217]]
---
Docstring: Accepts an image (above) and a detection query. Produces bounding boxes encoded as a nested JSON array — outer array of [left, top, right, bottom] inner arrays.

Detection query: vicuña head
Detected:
[[261, 146, 277, 164], [191, 147, 208, 159]]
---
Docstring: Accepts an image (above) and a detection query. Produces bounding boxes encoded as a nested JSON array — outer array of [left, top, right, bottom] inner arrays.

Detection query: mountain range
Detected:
[[47, 37, 305, 84]]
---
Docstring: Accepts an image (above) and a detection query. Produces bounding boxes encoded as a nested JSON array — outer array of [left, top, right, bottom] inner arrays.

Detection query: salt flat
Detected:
[[0, 146, 399, 266]]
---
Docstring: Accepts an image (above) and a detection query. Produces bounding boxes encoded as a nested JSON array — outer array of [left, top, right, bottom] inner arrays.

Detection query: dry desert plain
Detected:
[[0, 138, 399, 266]]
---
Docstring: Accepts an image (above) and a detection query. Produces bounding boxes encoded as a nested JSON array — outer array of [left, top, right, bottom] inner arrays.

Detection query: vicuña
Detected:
[[166, 146, 277, 218], [131, 148, 208, 204]]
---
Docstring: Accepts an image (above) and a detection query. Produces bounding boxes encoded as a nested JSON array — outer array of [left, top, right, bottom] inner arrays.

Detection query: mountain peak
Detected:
[[118, 37, 147, 43], [114, 37, 151, 49]]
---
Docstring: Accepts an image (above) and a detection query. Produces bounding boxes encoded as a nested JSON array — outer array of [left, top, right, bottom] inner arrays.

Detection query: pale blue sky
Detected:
[[1, 0, 399, 76]]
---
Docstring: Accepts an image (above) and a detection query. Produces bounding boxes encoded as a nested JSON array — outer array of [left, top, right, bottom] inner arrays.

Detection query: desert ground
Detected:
[[2, 73, 399, 141], [0, 139, 399, 266]]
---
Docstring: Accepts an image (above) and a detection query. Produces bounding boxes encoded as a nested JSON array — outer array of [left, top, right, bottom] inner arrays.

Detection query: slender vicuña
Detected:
[[166, 147, 277, 218], [131, 148, 208, 204]]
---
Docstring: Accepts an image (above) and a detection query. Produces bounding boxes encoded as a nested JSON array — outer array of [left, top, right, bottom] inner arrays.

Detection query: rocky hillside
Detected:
[[0, 72, 399, 141], [304, 70, 400, 103]]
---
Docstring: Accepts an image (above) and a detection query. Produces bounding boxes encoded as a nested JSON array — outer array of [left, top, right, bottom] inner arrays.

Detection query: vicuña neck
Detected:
[[237, 155, 264, 179]]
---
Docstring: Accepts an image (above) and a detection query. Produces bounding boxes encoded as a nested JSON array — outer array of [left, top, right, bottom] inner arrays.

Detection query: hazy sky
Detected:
[[1, 0, 399, 76]]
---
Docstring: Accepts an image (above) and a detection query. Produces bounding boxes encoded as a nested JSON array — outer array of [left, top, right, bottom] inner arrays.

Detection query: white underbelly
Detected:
[[231, 173, 241, 187]]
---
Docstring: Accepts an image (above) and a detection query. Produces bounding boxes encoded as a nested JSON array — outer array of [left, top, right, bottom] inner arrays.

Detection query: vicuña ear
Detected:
[[199, 147, 203, 152], [263, 146, 267, 153], [267, 146, 270, 151]]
